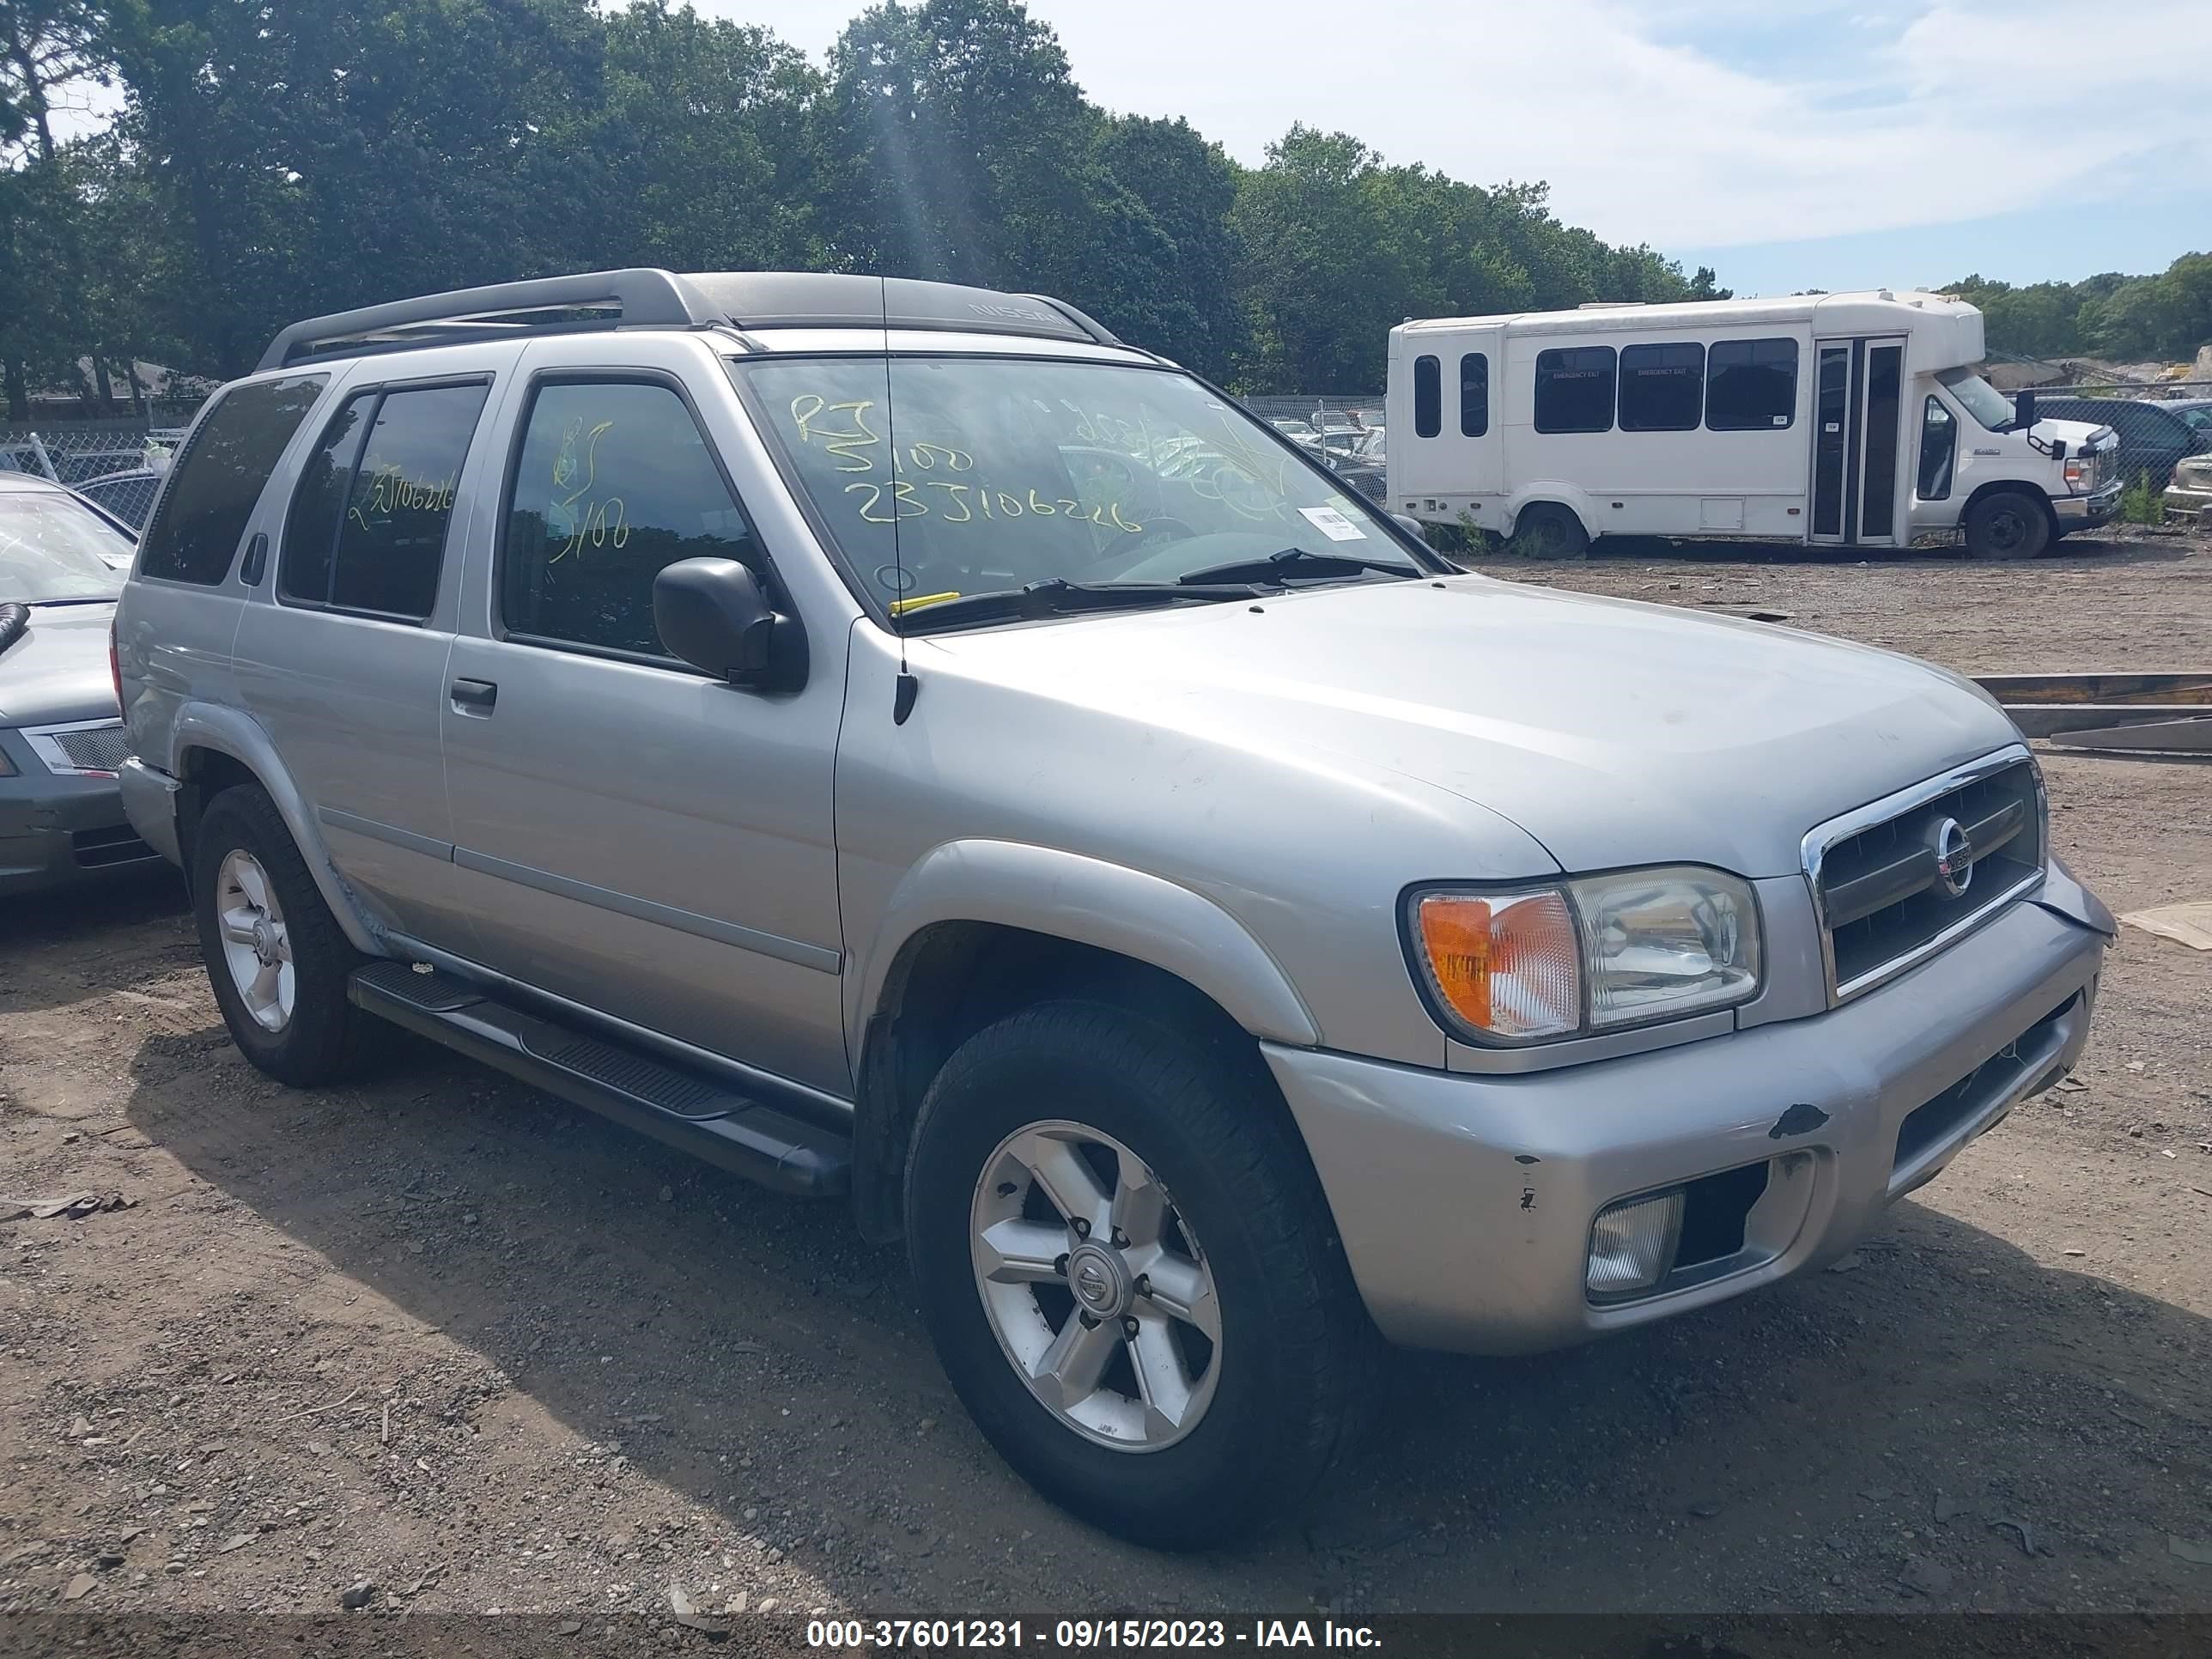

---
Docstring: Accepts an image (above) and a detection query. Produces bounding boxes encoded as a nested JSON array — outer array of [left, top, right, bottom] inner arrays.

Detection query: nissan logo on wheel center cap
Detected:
[[1066, 1242, 1130, 1318], [1930, 816, 1974, 899]]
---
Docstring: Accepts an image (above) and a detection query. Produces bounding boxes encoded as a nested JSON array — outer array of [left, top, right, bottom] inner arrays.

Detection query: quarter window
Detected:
[[1413, 355, 1441, 439], [282, 383, 486, 619], [1705, 338, 1798, 430], [1533, 347, 1616, 434], [501, 380, 762, 659], [1459, 353, 1488, 437], [137, 375, 327, 585], [1618, 343, 1704, 432]]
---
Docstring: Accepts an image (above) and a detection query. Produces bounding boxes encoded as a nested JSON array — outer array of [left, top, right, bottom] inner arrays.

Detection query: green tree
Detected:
[[566, 1, 831, 275]]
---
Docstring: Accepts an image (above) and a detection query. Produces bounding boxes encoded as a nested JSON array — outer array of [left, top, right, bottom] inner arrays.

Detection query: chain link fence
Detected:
[[0, 418, 196, 529]]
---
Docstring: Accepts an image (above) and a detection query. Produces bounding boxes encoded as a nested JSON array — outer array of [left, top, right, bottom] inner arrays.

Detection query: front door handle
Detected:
[[450, 678, 498, 714]]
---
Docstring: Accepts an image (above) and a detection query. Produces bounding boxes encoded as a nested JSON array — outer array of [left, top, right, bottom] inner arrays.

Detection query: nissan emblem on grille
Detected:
[[1930, 817, 1974, 898]]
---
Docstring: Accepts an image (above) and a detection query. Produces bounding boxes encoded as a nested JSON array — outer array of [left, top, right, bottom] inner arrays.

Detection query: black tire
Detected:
[[191, 783, 371, 1086], [904, 1000, 1372, 1550], [1507, 502, 1590, 559], [1963, 489, 2051, 560]]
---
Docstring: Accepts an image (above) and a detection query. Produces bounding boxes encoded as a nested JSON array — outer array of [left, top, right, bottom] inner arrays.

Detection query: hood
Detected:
[[927, 576, 2021, 878], [2031, 416, 2112, 451], [0, 600, 120, 726]]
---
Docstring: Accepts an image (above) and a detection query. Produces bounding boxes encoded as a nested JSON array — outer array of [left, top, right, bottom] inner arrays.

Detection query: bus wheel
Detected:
[[1508, 504, 1590, 560], [1964, 491, 2051, 560]]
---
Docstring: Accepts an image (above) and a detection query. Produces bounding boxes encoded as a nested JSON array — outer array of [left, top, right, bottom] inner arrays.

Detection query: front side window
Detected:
[[1618, 343, 1704, 432], [1917, 396, 1957, 501], [0, 493, 129, 602], [1705, 338, 1798, 430], [1460, 353, 1488, 437], [502, 380, 762, 658], [735, 355, 1423, 631], [1413, 355, 1441, 439], [1534, 347, 1616, 434], [282, 382, 487, 619], [138, 375, 327, 584]]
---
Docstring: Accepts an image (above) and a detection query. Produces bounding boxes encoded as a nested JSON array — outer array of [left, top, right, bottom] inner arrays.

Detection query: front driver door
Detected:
[[440, 340, 849, 1096]]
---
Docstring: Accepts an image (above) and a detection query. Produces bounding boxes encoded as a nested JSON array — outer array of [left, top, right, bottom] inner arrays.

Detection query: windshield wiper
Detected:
[[1175, 547, 1419, 587], [897, 578, 1265, 633]]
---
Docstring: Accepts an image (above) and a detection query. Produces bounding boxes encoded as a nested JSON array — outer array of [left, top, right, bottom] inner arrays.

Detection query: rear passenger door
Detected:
[[439, 339, 848, 1096], [232, 362, 508, 946]]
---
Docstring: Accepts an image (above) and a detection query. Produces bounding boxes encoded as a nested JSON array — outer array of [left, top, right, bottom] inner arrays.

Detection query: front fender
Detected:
[[848, 838, 1322, 1048], [167, 702, 387, 957]]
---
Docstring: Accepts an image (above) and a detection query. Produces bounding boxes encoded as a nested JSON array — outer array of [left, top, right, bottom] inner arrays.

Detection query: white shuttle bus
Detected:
[[1384, 290, 2122, 560]]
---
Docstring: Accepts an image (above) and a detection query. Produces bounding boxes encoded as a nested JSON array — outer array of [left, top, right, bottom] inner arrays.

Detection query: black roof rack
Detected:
[[258, 268, 1123, 372]]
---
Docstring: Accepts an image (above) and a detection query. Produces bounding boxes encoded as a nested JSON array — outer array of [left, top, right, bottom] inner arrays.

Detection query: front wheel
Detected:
[[904, 1001, 1370, 1549], [1963, 490, 2051, 559]]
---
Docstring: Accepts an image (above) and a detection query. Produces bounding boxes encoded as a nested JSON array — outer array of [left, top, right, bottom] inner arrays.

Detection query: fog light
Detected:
[[1587, 1188, 1686, 1297]]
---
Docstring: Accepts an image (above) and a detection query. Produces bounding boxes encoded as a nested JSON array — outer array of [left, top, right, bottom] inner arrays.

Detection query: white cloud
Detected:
[[696, 0, 2207, 249]]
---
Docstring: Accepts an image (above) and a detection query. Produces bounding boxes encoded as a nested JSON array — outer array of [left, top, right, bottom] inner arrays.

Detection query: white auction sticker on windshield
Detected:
[[1297, 506, 1367, 541]]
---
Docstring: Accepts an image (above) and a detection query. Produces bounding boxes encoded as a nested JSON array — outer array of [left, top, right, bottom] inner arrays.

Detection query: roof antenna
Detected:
[[881, 274, 920, 726]]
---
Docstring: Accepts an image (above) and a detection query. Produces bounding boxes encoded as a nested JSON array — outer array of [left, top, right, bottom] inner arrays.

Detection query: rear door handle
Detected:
[[450, 678, 498, 714]]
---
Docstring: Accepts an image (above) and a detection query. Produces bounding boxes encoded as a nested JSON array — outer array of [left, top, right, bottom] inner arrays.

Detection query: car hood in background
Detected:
[[928, 575, 2023, 878], [0, 601, 121, 726]]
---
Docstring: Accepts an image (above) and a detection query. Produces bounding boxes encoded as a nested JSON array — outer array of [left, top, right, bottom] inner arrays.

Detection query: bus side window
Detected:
[[1459, 354, 1487, 436], [1413, 356, 1441, 439]]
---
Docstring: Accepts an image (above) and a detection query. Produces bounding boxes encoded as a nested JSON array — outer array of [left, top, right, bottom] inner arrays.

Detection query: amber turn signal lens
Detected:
[[1413, 888, 1580, 1042]]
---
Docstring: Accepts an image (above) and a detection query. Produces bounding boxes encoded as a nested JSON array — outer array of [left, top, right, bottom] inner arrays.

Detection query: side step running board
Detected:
[[349, 959, 850, 1197]]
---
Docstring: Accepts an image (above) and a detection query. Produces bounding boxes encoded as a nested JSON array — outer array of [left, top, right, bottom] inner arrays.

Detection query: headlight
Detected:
[[2063, 457, 2088, 490], [1407, 866, 1762, 1045]]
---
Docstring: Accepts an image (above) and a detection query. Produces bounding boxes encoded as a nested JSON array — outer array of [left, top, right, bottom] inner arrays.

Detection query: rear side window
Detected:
[[501, 379, 761, 659], [1705, 338, 1798, 430], [281, 381, 488, 619], [1413, 355, 1441, 439], [1618, 343, 1704, 431], [1460, 353, 1488, 436], [138, 375, 327, 584], [1534, 347, 1616, 434]]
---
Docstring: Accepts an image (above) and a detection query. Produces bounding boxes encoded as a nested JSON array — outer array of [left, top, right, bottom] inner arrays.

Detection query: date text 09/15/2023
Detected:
[[804, 1618, 1385, 1650]]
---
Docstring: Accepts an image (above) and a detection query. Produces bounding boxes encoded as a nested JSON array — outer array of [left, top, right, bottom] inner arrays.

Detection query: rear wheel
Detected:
[[1507, 502, 1590, 559], [1963, 489, 2051, 559], [191, 784, 371, 1085], [904, 1000, 1370, 1549]]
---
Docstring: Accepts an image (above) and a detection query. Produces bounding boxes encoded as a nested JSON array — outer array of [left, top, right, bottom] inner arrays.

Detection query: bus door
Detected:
[[1809, 336, 1906, 547]]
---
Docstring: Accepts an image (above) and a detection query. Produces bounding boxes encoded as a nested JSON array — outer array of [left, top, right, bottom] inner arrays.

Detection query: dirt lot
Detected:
[[4, 531, 2210, 1630]]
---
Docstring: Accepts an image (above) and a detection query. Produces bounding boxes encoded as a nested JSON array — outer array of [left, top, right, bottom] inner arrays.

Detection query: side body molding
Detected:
[[164, 702, 389, 957], [850, 839, 1322, 1048]]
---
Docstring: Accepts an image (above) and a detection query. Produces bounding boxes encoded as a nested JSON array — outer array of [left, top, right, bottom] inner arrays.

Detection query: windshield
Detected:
[[735, 356, 1425, 626], [0, 493, 130, 602], [1936, 367, 2019, 432]]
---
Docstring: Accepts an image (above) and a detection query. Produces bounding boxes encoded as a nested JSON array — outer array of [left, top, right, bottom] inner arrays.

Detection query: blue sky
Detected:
[[706, 0, 2206, 296]]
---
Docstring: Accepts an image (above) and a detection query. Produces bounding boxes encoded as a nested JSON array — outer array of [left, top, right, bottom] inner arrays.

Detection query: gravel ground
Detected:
[[3, 529, 2209, 1633]]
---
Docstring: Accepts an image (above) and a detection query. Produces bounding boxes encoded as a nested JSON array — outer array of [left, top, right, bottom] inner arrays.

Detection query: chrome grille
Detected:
[[25, 719, 132, 776], [1805, 750, 2044, 1003]]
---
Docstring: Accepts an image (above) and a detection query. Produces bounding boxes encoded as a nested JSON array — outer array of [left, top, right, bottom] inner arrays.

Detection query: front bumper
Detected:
[[2162, 481, 2212, 518], [1265, 874, 2108, 1355], [0, 735, 165, 897], [2053, 478, 2123, 526]]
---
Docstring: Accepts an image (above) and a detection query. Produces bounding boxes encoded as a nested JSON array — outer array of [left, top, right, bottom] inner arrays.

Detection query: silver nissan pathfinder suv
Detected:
[[113, 270, 2112, 1548]]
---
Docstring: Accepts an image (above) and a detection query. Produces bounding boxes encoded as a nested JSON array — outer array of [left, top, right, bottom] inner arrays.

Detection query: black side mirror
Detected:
[[1391, 511, 1432, 546], [653, 557, 801, 690], [2014, 389, 2037, 430]]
